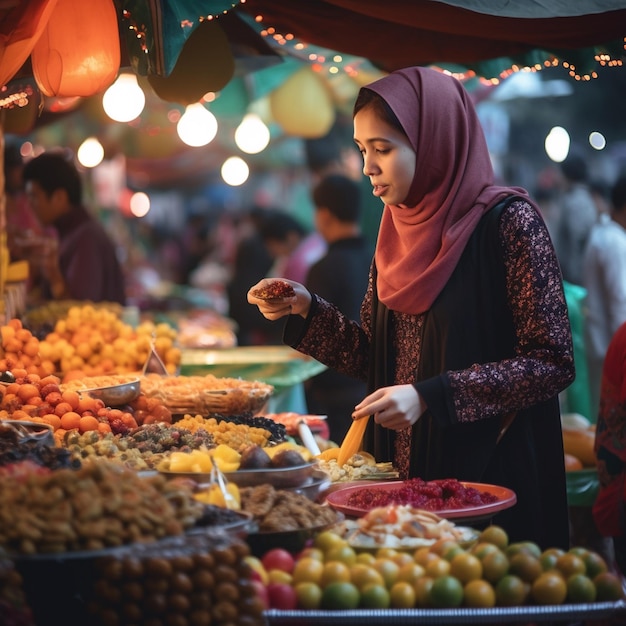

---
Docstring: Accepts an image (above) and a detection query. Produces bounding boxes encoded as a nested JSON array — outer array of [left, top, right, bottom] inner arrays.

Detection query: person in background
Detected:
[[582, 174, 626, 418], [249, 67, 574, 549], [593, 320, 626, 575], [257, 209, 326, 285], [22, 151, 126, 305], [554, 152, 599, 286], [304, 174, 374, 442]]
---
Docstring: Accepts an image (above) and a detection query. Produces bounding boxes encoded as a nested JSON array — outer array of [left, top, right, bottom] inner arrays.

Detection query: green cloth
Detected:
[[566, 468, 599, 507], [562, 281, 593, 422]]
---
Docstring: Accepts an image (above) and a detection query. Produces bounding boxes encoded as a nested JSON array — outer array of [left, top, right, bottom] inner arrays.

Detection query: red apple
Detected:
[[250, 579, 269, 610], [261, 548, 295, 574], [267, 582, 298, 610]]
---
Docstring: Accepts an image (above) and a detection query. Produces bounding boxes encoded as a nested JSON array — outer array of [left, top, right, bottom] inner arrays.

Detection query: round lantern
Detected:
[[147, 20, 235, 105], [31, 0, 120, 97], [270, 66, 335, 138]]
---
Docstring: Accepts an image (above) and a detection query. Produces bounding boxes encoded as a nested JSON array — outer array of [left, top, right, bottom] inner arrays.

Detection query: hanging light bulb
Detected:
[[221, 156, 249, 186], [234, 113, 270, 154], [102, 73, 146, 123], [77, 137, 104, 168], [177, 103, 218, 147]]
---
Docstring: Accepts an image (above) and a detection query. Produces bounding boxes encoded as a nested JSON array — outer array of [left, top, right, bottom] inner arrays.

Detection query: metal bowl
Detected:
[[82, 379, 141, 406], [159, 462, 317, 489]]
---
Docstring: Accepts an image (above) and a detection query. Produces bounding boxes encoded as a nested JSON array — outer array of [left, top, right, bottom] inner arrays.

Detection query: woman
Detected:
[[248, 67, 575, 549]]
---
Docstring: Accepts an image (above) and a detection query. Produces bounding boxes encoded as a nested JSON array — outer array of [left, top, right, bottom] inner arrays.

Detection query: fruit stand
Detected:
[[0, 308, 625, 626]]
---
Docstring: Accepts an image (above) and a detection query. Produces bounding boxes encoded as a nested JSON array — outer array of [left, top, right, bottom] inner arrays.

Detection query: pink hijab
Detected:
[[364, 67, 530, 314]]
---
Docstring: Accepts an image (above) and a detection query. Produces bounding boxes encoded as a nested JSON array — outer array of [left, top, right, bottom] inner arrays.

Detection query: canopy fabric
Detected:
[[428, 0, 626, 18], [237, 0, 626, 76]]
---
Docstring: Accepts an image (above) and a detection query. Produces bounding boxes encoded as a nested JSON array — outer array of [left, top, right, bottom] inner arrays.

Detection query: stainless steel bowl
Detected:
[[82, 379, 141, 406]]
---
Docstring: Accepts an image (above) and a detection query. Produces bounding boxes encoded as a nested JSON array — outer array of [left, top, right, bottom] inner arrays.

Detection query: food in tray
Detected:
[[140, 373, 274, 415], [331, 505, 479, 550], [250, 279, 295, 301], [316, 450, 398, 482]]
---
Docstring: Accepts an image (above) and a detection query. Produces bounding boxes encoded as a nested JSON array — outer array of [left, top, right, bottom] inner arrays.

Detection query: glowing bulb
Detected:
[[589, 131, 606, 151], [77, 137, 104, 168], [177, 103, 217, 147], [102, 73, 145, 122], [130, 191, 150, 217], [234, 113, 270, 154], [545, 126, 570, 163], [221, 156, 249, 186]]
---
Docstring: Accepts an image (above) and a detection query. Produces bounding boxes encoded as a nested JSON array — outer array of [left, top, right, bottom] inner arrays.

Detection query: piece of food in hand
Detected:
[[251, 280, 295, 301]]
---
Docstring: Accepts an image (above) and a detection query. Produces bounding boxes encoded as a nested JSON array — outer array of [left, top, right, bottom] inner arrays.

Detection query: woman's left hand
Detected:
[[352, 384, 425, 430]]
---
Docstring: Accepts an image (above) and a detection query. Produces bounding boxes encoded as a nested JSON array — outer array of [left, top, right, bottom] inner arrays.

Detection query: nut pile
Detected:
[[0, 460, 203, 554]]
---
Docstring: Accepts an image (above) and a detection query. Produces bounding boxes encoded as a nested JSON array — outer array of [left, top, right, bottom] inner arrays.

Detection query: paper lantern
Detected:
[[31, 0, 120, 97], [147, 20, 234, 105], [270, 66, 335, 138]]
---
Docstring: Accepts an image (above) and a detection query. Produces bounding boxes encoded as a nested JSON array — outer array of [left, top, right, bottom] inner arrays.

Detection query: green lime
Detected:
[[428, 575, 464, 608], [360, 583, 390, 609], [321, 581, 360, 610], [566, 573, 597, 603]]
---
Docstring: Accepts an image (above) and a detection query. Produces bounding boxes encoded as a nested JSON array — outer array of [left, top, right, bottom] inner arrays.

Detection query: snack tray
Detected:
[[264, 601, 626, 624]]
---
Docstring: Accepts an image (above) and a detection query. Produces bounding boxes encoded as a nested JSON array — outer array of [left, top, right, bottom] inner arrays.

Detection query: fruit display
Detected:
[[248, 524, 624, 611], [0, 310, 180, 380]]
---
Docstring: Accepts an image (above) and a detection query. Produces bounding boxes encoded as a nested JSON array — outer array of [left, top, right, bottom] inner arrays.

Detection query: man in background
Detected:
[[22, 151, 126, 305], [304, 174, 373, 443], [583, 174, 626, 418]]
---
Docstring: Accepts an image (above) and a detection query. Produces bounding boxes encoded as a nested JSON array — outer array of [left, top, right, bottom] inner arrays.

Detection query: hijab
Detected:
[[363, 67, 530, 314]]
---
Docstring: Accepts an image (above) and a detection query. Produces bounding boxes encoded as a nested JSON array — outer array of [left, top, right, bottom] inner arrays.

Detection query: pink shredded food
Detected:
[[345, 478, 499, 511]]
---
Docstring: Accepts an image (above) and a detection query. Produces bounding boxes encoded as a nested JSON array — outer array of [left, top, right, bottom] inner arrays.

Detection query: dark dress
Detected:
[[53, 205, 126, 305], [304, 236, 373, 443], [284, 198, 575, 549]]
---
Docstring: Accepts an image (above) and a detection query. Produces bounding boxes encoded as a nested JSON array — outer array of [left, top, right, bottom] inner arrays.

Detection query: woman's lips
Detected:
[[372, 184, 388, 197]]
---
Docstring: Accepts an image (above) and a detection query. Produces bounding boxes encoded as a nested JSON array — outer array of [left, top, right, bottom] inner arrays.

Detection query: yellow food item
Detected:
[[195, 482, 241, 510], [337, 417, 369, 466], [317, 448, 341, 461]]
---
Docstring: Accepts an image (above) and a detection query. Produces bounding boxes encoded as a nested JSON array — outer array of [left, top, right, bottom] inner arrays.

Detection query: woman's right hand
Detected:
[[247, 278, 311, 320]]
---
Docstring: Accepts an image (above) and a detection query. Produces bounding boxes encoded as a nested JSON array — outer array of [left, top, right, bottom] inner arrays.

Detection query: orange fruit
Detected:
[[479, 526, 509, 550], [555, 553, 586, 579], [396, 562, 425, 585], [79, 414, 100, 433], [42, 414, 62, 430], [481, 549, 509, 584], [320, 561, 351, 587], [325, 545, 357, 566], [594, 572, 625, 601], [61, 389, 81, 411], [292, 558, 324, 586], [295, 582, 322, 609], [350, 564, 384, 591], [531, 571, 567, 605], [424, 556, 451, 579], [508, 552, 543, 583], [389, 581, 416, 608], [55, 402, 74, 417], [60, 411, 81, 431], [539, 548, 565, 571], [413, 576, 434, 607], [449, 552, 483, 584], [464, 579, 496, 608], [372, 558, 400, 588]]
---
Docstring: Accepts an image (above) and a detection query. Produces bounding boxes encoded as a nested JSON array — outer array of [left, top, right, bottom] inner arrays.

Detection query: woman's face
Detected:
[[353, 106, 416, 207]]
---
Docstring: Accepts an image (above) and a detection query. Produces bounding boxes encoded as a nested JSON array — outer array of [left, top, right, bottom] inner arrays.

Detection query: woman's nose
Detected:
[[362, 155, 378, 177]]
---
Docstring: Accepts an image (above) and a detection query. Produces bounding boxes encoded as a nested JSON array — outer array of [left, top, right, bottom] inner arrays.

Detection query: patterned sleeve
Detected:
[[448, 199, 575, 422], [285, 271, 374, 382]]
